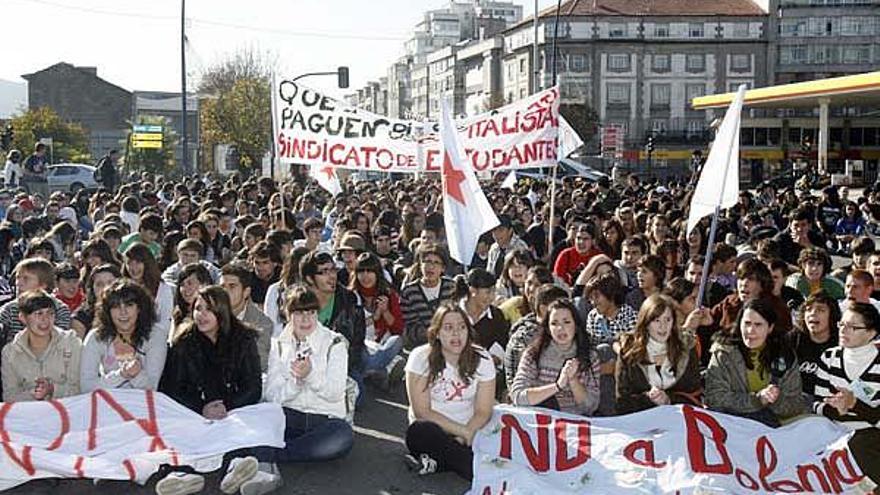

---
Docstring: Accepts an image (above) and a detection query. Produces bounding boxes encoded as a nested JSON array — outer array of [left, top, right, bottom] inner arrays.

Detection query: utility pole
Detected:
[[533, 0, 539, 93], [181, 0, 189, 174]]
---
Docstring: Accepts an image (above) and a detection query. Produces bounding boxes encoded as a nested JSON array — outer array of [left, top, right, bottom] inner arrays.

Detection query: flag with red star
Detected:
[[310, 164, 342, 196], [440, 100, 499, 266]]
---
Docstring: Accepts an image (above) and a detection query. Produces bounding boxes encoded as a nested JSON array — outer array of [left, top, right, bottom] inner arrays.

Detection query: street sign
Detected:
[[133, 124, 163, 133], [132, 132, 163, 142], [132, 139, 162, 149]]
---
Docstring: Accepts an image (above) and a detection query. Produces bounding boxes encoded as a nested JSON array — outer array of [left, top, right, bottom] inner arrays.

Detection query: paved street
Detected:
[[6, 383, 469, 495]]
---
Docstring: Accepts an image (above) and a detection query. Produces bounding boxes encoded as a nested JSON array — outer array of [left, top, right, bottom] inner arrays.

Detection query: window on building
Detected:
[[652, 120, 668, 134], [609, 23, 627, 38], [731, 54, 751, 71], [687, 120, 705, 137], [843, 45, 870, 64], [686, 54, 705, 72], [654, 23, 670, 38], [519, 58, 526, 73], [607, 83, 630, 104], [651, 84, 671, 107], [571, 54, 586, 71], [686, 83, 705, 103], [689, 23, 704, 38], [733, 23, 750, 38], [728, 81, 751, 92], [608, 54, 630, 71], [652, 54, 671, 72], [519, 88, 526, 99]]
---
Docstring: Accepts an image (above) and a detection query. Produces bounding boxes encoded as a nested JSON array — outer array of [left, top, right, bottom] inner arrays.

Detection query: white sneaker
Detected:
[[404, 453, 438, 475], [219, 456, 259, 494], [240, 468, 284, 495], [385, 355, 406, 388], [155, 472, 205, 495]]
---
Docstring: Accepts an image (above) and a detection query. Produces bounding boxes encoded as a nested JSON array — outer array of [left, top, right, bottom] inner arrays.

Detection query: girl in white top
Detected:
[[81, 280, 167, 391], [121, 242, 173, 342], [404, 303, 495, 480]]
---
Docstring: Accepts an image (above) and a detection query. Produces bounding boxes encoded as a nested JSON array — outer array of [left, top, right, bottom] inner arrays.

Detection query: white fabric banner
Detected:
[[0, 389, 284, 490], [273, 80, 561, 173], [471, 405, 868, 494]]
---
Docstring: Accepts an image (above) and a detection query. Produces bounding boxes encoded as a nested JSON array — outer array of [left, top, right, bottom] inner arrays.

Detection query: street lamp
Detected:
[[291, 67, 350, 88]]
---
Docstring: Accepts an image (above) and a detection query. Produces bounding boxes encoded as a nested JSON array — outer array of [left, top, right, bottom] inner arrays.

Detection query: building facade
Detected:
[[131, 91, 200, 167]]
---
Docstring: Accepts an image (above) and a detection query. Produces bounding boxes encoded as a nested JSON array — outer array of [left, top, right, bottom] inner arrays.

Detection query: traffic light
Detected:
[[0, 125, 13, 151], [801, 135, 812, 155], [337, 67, 349, 89], [645, 135, 655, 155]]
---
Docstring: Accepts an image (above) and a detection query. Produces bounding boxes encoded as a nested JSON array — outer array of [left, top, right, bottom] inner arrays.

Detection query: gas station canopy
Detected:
[[691, 71, 880, 110]]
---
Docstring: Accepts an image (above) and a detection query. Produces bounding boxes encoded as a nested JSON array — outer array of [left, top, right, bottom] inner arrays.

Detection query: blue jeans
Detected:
[[362, 335, 404, 373], [252, 407, 353, 463]]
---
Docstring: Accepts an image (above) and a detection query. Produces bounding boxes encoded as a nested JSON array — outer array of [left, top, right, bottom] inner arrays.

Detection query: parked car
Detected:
[[47, 163, 99, 193], [515, 158, 610, 183]]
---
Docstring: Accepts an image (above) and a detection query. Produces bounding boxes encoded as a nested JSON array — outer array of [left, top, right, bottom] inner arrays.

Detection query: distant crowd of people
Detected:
[[0, 145, 879, 494]]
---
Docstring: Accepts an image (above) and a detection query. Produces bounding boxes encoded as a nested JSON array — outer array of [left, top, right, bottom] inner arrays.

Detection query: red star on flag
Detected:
[[442, 152, 467, 205], [320, 166, 335, 180]]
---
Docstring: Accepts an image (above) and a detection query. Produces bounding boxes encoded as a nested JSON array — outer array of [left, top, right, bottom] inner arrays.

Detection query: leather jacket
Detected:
[[326, 286, 366, 376]]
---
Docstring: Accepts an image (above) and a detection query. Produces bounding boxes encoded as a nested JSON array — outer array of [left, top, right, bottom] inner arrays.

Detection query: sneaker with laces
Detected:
[[404, 453, 438, 475], [155, 472, 205, 495], [240, 466, 284, 495], [219, 456, 259, 494], [385, 355, 406, 390]]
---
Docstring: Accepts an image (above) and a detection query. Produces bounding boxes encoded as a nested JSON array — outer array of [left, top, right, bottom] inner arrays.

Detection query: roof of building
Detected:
[[21, 62, 131, 95], [510, 0, 765, 30]]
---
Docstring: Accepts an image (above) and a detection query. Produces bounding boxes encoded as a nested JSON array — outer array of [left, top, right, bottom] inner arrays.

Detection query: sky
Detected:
[[3, 0, 559, 100]]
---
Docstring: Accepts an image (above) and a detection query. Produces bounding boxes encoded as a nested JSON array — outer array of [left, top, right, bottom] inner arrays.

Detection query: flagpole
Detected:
[[546, 0, 563, 262], [695, 108, 741, 310]]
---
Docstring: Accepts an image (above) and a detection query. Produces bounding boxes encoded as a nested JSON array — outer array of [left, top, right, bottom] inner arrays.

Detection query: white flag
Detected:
[[686, 85, 747, 236], [310, 165, 342, 196], [440, 100, 500, 265], [559, 115, 583, 159], [501, 170, 517, 190]]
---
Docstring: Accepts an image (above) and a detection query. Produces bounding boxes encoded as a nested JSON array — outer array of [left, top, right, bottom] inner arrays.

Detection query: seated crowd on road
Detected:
[[1, 149, 880, 494]]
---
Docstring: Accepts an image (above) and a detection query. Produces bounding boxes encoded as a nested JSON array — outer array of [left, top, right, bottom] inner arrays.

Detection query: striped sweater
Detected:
[[400, 277, 456, 348], [812, 343, 880, 430], [510, 341, 601, 416]]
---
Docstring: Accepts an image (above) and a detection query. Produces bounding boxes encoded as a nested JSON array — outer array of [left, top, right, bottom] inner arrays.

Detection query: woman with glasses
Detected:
[[80, 280, 165, 392], [350, 252, 405, 386], [812, 303, 880, 488], [510, 299, 600, 415], [705, 299, 805, 427], [403, 303, 495, 480]]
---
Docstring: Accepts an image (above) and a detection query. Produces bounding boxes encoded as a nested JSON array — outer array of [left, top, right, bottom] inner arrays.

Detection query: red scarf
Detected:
[[55, 288, 85, 312]]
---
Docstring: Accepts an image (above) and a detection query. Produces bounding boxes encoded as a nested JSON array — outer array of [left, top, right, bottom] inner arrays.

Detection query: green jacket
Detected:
[[785, 273, 845, 300], [705, 340, 806, 419]]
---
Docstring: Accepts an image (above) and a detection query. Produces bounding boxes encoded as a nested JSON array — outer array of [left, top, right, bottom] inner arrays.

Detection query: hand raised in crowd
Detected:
[[757, 384, 780, 405], [32, 377, 53, 401], [825, 387, 856, 416], [202, 400, 228, 420], [374, 295, 390, 316], [646, 386, 670, 406], [291, 356, 313, 380], [683, 307, 712, 330]]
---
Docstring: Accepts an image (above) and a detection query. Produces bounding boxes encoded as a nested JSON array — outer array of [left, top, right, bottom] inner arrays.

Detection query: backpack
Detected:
[[93, 163, 104, 182]]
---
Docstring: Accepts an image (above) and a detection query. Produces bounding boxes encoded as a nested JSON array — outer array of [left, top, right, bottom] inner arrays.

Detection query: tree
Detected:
[[123, 115, 178, 176], [560, 103, 599, 146], [198, 49, 276, 173], [9, 107, 90, 163]]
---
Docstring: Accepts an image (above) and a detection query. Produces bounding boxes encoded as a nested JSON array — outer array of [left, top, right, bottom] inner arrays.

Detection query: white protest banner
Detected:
[[0, 389, 284, 490], [273, 80, 561, 173], [472, 405, 868, 495]]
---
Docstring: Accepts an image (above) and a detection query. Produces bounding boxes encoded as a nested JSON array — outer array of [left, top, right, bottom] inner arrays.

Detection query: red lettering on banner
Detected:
[[425, 149, 441, 172], [74, 456, 85, 478], [623, 439, 667, 469], [736, 468, 759, 490], [123, 459, 136, 481], [554, 418, 591, 471], [797, 464, 832, 493], [826, 449, 863, 487], [480, 481, 508, 495], [499, 413, 551, 473], [0, 399, 71, 475], [88, 390, 167, 453], [682, 405, 733, 475], [755, 435, 803, 492]]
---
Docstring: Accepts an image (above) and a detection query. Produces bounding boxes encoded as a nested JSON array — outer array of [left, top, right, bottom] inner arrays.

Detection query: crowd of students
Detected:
[[0, 157, 879, 494]]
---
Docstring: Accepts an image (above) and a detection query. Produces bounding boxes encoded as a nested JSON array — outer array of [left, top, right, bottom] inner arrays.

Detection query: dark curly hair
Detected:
[[94, 279, 157, 349]]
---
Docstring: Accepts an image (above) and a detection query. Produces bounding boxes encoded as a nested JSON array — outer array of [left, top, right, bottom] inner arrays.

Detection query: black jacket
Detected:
[[327, 286, 366, 376], [159, 327, 262, 414]]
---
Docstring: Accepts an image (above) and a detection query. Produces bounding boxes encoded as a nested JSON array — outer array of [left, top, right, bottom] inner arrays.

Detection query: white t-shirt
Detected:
[[405, 343, 495, 425], [421, 283, 441, 301]]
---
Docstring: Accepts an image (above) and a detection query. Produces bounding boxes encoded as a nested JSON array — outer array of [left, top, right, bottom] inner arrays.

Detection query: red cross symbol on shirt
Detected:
[[445, 381, 468, 401]]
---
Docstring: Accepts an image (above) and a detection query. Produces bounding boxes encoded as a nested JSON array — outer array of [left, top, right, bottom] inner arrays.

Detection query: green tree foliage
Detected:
[[9, 107, 90, 163], [123, 115, 177, 176], [198, 49, 275, 173]]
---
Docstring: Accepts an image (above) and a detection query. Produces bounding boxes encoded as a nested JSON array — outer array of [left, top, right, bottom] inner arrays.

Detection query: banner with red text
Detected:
[[0, 389, 284, 490], [472, 405, 869, 494], [272, 79, 561, 174]]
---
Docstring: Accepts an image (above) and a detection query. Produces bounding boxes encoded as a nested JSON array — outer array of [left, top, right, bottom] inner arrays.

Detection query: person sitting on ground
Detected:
[[400, 243, 456, 347], [705, 299, 805, 428], [171, 263, 213, 327], [403, 303, 495, 480], [245, 285, 355, 495], [156, 286, 263, 495], [830, 236, 875, 282], [1, 290, 81, 402], [80, 280, 166, 392], [615, 294, 702, 414], [0, 258, 72, 348], [788, 292, 840, 403], [553, 223, 602, 288], [160, 239, 221, 287], [785, 247, 845, 300], [504, 284, 569, 388], [53, 262, 85, 313], [812, 303, 880, 489], [498, 265, 554, 326], [71, 263, 121, 338], [510, 299, 600, 415], [221, 261, 272, 373], [118, 213, 163, 259]]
